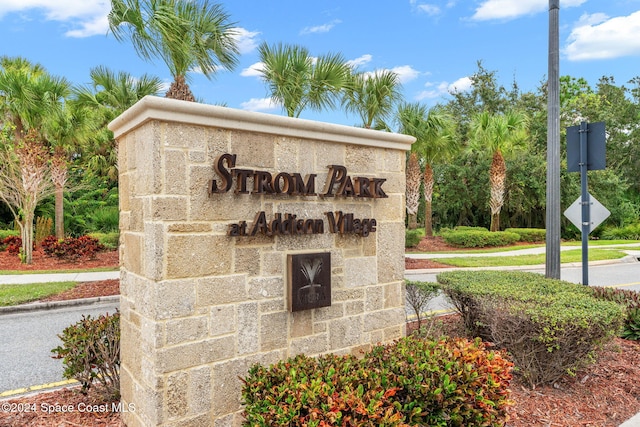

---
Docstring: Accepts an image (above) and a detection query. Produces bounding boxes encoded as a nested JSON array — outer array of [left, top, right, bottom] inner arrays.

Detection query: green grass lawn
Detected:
[[0, 282, 76, 307], [412, 239, 640, 255], [562, 239, 640, 246], [432, 248, 628, 268]]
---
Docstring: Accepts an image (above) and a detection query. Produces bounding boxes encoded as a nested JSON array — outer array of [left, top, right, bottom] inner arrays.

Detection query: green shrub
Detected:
[[405, 280, 440, 330], [42, 235, 105, 260], [437, 270, 623, 386], [51, 312, 120, 400], [591, 286, 640, 341], [0, 229, 19, 242], [505, 227, 546, 242], [241, 353, 405, 427], [623, 309, 640, 341], [87, 206, 120, 233], [405, 229, 422, 248], [88, 232, 120, 249], [440, 228, 520, 248], [241, 336, 513, 427], [600, 223, 640, 240], [367, 337, 513, 427]]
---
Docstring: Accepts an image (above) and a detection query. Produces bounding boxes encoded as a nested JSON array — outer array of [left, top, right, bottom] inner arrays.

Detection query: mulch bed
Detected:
[[0, 249, 119, 272], [407, 315, 640, 426], [39, 280, 119, 302]]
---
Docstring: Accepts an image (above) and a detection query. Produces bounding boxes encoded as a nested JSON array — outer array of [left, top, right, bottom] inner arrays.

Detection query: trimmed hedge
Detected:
[[241, 336, 513, 427], [440, 228, 520, 248], [505, 228, 546, 242], [437, 270, 623, 386]]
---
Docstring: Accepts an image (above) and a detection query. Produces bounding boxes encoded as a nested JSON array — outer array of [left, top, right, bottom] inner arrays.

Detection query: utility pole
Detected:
[[546, 0, 561, 279]]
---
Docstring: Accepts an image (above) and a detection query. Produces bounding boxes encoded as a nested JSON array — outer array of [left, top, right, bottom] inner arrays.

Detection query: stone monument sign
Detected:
[[109, 96, 414, 426]]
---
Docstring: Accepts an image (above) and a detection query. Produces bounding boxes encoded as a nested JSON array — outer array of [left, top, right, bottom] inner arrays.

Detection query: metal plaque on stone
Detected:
[[288, 253, 331, 312]]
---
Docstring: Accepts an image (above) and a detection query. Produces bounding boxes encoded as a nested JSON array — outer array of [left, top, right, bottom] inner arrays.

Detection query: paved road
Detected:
[[0, 301, 119, 394]]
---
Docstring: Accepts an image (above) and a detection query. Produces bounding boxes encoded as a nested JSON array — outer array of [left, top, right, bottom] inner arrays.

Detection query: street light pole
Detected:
[[546, 0, 561, 279]]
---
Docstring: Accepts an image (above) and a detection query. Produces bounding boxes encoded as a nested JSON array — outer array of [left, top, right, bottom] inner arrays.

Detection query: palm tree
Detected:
[[74, 66, 163, 115], [72, 66, 163, 183], [108, 0, 239, 101], [44, 103, 97, 238], [405, 151, 421, 230], [0, 56, 47, 141], [397, 102, 456, 236], [257, 42, 352, 118], [0, 57, 69, 262], [341, 70, 403, 129], [470, 110, 529, 231]]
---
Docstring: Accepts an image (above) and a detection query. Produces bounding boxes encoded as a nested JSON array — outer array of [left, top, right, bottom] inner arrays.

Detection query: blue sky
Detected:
[[1, 0, 639, 126]]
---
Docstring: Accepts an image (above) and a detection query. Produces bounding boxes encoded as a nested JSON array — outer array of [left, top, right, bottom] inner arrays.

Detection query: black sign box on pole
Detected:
[[566, 121, 606, 172]]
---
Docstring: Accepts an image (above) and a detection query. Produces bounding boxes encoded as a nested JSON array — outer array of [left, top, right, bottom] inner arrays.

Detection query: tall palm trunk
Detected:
[[50, 149, 68, 238], [489, 150, 507, 232], [423, 163, 434, 236], [406, 152, 421, 229]]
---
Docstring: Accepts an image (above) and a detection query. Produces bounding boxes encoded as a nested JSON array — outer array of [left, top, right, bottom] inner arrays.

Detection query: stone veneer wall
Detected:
[[109, 96, 415, 427]]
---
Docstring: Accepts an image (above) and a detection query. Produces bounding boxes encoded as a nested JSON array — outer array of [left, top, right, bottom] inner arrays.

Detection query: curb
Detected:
[[620, 412, 640, 427], [0, 295, 120, 316]]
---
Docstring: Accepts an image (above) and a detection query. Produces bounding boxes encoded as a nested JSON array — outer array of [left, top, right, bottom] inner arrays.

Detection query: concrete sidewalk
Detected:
[[0, 270, 120, 285]]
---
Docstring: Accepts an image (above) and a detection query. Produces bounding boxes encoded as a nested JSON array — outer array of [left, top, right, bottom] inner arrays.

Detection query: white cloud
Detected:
[[300, 19, 341, 35], [409, 1, 442, 16], [448, 77, 472, 93], [415, 77, 471, 101], [346, 54, 373, 69], [240, 62, 264, 77], [415, 77, 472, 101], [362, 66, 420, 84], [240, 97, 280, 112], [64, 14, 108, 37], [417, 4, 441, 16], [390, 65, 420, 84], [0, 1, 110, 36], [471, 0, 585, 21], [415, 81, 450, 100], [565, 11, 640, 61], [232, 27, 261, 54]]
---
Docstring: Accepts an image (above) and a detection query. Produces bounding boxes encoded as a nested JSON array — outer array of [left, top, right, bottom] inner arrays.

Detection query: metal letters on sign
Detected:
[[288, 253, 331, 312], [566, 122, 606, 172], [563, 193, 611, 235]]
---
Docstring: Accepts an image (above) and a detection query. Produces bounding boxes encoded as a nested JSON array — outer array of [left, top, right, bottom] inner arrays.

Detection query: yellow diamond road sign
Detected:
[[563, 193, 610, 234]]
